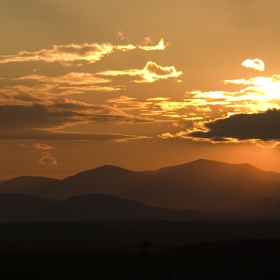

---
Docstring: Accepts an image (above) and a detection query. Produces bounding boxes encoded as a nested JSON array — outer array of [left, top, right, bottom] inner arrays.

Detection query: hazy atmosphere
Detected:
[[1, 0, 280, 179]]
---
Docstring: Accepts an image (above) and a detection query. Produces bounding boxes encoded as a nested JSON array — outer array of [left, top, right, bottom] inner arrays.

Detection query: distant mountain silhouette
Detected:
[[2, 190, 280, 223], [0, 193, 59, 222], [26, 193, 213, 222], [1, 159, 280, 212], [147, 159, 280, 182], [0, 176, 61, 198], [57, 165, 149, 200], [142, 159, 280, 210]]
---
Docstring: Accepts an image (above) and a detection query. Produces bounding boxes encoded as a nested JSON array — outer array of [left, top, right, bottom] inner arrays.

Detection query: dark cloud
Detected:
[[189, 109, 280, 141], [0, 102, 152, 133], [0, 131, 148, 141], [0, 103, 83, 131]]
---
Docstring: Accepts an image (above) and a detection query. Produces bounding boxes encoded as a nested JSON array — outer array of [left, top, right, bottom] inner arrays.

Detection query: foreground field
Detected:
[[1, 240, 280, 280]]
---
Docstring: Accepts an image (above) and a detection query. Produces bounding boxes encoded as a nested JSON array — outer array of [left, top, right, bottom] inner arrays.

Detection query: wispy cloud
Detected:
[[138, 39, 169, 51], [116, 31, 126, 40], [108, 95, 211, 121], [7, 72, 123, 99], [14, 73, 111, 85], [1, 61, 181, 103], [97, 61, 183, 83], [0, 43, 114, 66], [241, 58, 265, 71], [33, 143, 52, 150], [0, 73, 122, 106], [38, 152, 57, 165], [0, 39, 169, 66]]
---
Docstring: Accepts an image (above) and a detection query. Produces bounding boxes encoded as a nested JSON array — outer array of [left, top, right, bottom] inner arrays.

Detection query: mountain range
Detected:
[[3, 193, 212, 222], [1, 159, 280, 221]]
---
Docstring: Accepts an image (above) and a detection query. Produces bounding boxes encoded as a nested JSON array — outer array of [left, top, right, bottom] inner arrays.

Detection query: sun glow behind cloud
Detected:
[[157, 59, 280, 145], [104, 62, 280, 132]]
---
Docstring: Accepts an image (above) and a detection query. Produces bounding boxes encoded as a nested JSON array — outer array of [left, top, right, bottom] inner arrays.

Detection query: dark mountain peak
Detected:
[[0, 176, 60, 192], [95, 164, 134, 173], [0, 192, 59, 202], [59, 164, 148, 200], [191, 158, 215, 163], [99, 164, 124, 169], [0, 193, 59, 222], [0, 192, 35, 199], [192, 160, 274, 174], [5, 175, 57, 183], [147, 158, 227, 175], [189, 158, 243, 167], [62, 193, 148, 207], [74, 164, 135, 176], [63, 164, 142, 183], [1, 159, 280, 213], [26, 193, 212, 222], [149, 159, 280, 181]]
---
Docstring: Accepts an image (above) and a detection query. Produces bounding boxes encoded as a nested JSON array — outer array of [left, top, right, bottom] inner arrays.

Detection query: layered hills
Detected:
[[11, 193, 211, 222], [0, 193, 58, 222], [1, 159, 280, 220]]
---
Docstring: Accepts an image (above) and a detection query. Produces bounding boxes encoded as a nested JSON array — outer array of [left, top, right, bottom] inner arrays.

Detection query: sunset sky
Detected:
[[1, 0, 280, 179]]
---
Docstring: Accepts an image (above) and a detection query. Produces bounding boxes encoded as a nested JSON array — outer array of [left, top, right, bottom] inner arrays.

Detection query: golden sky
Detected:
[[1, 0, 280, 179]]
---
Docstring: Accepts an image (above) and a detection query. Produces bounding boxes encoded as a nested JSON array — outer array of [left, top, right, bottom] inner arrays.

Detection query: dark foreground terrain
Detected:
[[2, 221, 280, 251], [1, 239, 280, 280], [1, 221, 280, 279]]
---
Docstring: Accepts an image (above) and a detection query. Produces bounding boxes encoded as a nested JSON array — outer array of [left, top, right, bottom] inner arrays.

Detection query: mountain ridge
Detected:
[[25, 193, 213, 222], [1, 159, 280, 211], [2, 192, 280, 222]]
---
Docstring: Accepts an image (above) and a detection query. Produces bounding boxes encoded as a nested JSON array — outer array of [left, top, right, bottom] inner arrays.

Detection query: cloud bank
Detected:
[[189, 109, 280, 141]]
